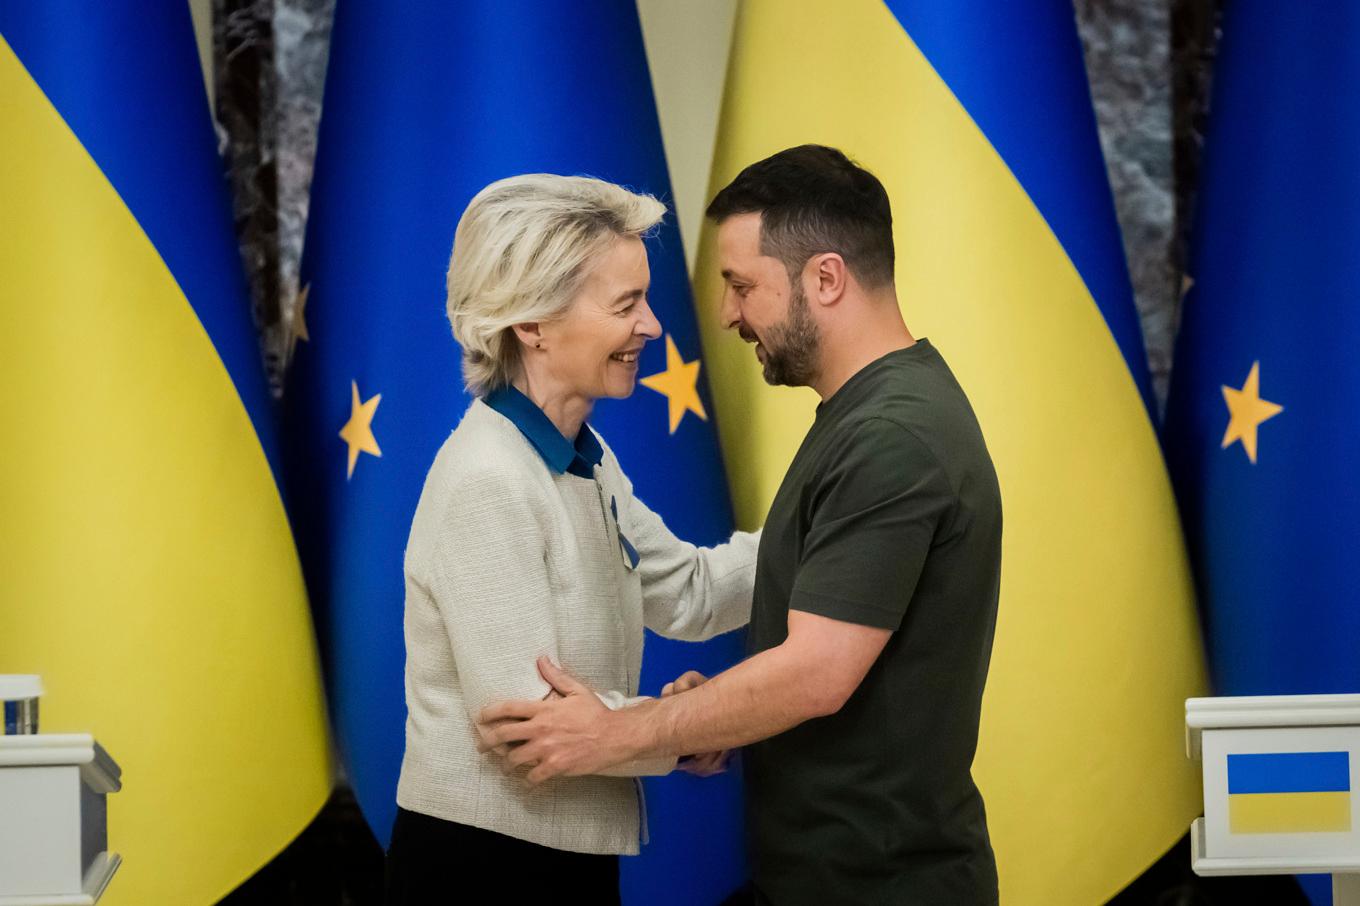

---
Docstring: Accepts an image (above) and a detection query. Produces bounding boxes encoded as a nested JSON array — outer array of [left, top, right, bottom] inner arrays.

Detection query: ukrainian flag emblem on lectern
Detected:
[[1228, 752, 1352, 834]]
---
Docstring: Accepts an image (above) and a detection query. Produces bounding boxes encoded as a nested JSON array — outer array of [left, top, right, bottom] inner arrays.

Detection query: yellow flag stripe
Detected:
[[0, 37, 331, 905], [692, 2, 1207, 902], [1230, 792, 1352, 834]]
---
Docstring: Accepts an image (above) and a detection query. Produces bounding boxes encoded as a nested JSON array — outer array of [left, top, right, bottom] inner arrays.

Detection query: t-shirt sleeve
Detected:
[[789, 417, 954, 630]]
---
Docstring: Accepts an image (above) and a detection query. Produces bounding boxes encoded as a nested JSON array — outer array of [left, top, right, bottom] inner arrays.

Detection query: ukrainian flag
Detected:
[[1227, 752, 1352, 835], [694, 1, 1207, 902], [286, 3, 744, 902], [0, 4, 330, 903]]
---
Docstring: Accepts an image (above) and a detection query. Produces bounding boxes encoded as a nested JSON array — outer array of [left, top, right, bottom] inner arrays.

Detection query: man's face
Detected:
[[715, 213, 820, 387]]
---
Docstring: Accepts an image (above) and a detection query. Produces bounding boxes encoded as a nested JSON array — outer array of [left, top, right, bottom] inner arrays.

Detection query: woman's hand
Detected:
[[662, 671, 730, 776], [660, 670, 708, 698]]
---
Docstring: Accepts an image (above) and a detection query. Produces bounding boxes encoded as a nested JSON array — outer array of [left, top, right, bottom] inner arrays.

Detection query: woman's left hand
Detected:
[[677, 749, 729, 776], [662, 671, 730, 776]]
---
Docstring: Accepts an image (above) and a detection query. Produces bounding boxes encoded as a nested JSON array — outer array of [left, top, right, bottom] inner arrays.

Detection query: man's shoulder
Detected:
[[833, 411, 937, 459], [836, 384, 998, 509], [868, 350, 974, 420], [865, 354, 990, 455], [826, 416, 951, 502]]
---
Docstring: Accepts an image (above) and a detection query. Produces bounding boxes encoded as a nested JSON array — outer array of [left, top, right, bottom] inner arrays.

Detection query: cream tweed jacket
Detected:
[[396, 398, 758, 854]]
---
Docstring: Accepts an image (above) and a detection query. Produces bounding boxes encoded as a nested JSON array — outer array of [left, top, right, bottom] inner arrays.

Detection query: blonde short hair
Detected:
[[446, 174, 667, 396]]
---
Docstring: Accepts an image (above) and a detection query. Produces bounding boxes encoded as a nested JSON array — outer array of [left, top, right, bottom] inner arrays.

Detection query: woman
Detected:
[[386, 174, 758, 903]]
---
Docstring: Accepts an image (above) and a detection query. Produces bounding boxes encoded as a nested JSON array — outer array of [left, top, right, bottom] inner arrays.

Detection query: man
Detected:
[[479, 145, 1002, 905]]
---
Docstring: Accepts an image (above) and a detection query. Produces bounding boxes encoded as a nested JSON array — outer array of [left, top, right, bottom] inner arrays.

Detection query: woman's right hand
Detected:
[[660, 670, 708, 698], [661, 671, 730, 776]]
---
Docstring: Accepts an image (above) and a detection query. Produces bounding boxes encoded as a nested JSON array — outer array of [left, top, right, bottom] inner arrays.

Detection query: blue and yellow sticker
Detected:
[[1228, 751, 1351, 834]]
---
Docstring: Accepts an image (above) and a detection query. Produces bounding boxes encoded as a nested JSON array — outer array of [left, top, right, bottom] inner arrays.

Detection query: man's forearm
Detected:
[[620, 640, 837, 759], [478, 615, 886, 783]]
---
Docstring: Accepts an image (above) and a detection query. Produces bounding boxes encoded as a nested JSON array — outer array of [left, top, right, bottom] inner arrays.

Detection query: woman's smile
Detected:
[[610, 348, 641, 367]]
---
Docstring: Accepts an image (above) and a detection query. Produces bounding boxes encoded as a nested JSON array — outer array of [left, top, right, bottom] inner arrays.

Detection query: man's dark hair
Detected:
[[705, 144, 895, 288]]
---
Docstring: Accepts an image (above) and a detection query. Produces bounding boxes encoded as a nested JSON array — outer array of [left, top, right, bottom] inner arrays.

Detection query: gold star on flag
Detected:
[[287, 283, 311, 365], [339, 379, 382, 478], [1221, 361, 1283, 464], [640, 334, 707, 434]]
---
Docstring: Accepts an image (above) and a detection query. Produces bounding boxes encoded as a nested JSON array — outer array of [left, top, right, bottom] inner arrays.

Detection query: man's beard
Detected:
[[760, 281, 820, 387]]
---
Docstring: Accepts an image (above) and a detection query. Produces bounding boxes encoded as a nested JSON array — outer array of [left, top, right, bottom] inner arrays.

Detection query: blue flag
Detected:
[[1163, 5, 1360, 901], [283, 3, 745, 902], [1164, 1, 1360, 706]]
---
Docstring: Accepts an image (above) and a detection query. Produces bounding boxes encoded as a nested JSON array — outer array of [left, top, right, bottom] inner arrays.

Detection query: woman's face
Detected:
[[540, 234, 662, 402]]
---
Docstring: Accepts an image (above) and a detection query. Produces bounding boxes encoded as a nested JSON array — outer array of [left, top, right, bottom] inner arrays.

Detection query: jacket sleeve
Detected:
[[627, 494, 761, 642]]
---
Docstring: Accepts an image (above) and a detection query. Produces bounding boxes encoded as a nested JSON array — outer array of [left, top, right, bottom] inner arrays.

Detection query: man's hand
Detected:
[[662, 671, 729, 776], [476, 656, 641, 784], [474, 685, 563, 758]]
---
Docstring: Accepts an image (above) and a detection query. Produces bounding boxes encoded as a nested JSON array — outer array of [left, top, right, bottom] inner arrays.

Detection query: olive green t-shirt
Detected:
[[745, 340, 1002, 906]]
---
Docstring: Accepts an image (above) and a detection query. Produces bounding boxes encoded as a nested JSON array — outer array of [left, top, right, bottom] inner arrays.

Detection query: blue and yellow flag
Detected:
[[1227, 752, 1352, 835], [694, 1, 1206, 902], [1163, 8, 1360, 899], [285, 2, 744, 901], [0, 3, 331, 903]]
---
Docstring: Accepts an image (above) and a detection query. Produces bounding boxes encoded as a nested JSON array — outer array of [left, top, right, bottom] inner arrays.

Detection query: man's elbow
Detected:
[[803, 676, 856, 719]]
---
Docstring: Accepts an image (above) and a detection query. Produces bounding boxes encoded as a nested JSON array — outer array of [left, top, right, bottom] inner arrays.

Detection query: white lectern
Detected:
[[0, 734, 122, 906], [1187, 694, 1360, 905]]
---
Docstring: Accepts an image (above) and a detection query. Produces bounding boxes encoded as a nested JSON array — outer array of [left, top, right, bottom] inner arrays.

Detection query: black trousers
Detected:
[[385, 806, 621, 905]]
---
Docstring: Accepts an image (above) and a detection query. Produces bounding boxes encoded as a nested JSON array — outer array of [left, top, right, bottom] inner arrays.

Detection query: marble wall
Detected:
[[213, 0, 332, 395], [1074, 0, 1222, 409], [1077, 0, 1177, 404]]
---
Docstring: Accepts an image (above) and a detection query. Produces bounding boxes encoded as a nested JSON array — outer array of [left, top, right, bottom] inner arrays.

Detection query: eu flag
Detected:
[[1164, 2, 1360, 707], [284, 3, 745, 902], [1163, 6, 1360, 901]]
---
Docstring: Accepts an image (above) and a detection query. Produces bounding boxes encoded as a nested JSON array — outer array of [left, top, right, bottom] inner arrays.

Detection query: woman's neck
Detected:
[[512, 371, 593, 440]]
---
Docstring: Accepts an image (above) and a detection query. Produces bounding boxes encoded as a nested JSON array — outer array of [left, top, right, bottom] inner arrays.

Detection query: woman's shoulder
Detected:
[[427, 399, 544, 493], [406, 403, 558, 568]]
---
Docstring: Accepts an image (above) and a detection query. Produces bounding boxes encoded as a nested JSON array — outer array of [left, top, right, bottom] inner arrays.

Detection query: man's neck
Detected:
[[810, 302, 916, 401]]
